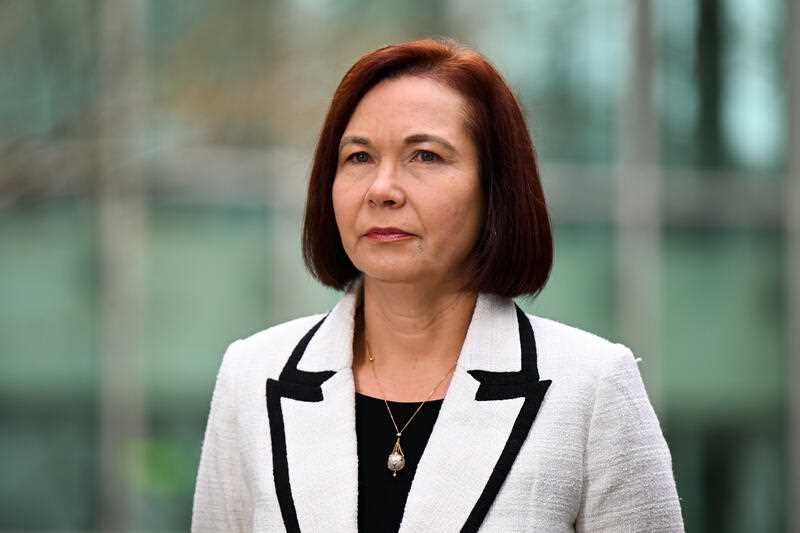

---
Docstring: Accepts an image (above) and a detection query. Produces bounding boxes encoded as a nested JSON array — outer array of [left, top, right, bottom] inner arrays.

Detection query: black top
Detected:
[[355, 392, 444, 533]]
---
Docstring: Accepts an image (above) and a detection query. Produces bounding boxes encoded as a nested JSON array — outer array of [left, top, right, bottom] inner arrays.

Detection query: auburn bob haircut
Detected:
[[302, 38, 553, 298]]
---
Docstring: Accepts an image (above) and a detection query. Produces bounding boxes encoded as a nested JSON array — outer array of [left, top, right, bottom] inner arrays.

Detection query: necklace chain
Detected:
[[365, 338, 457, 437], [357, 296, 460, 477]]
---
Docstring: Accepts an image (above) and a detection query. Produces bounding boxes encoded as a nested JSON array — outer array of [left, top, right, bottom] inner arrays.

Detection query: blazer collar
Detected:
[[294, 276, 527, 375], [266, 277, 552, 532]]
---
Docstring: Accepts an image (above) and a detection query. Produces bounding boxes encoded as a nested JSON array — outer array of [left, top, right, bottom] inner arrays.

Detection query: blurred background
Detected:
[[1, 0, 798, 531]]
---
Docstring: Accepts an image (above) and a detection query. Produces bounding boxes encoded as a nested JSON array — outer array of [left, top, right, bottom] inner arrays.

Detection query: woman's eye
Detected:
[[346, 151, 371, 164], [413, 150, 441, 163]]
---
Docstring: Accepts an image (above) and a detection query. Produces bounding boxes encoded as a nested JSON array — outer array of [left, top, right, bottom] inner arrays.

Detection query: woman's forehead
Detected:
[[344, 76, 469, 141]]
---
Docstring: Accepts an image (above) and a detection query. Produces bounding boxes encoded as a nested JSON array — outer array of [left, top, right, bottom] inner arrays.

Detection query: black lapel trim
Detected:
[[266, 305, 552, 533], [266, 314, 337, 533], [461, 304, 553, 533]]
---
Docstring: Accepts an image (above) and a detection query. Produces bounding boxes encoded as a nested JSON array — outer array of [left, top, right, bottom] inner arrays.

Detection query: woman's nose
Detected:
[[365, 161, 405, 208]]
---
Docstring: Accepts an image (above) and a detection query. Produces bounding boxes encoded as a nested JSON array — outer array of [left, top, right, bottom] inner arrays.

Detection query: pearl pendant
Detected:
[[387, 436, 405, 477]]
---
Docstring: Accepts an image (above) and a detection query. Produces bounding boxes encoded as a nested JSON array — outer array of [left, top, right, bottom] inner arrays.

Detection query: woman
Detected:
[[192, 38, 684, 532]]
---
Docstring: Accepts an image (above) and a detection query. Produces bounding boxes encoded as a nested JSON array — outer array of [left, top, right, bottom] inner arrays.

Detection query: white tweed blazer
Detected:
[[192, 281, 684, 532]]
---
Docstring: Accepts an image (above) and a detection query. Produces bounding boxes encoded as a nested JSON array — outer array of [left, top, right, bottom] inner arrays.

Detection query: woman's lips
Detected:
[[365, 228, 414, 241]]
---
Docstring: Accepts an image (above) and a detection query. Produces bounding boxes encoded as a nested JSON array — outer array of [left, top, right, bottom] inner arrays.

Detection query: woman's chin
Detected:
[[358, 264, 429, 285], [354, 255, 471, 288], [363, 270, 423, 285]]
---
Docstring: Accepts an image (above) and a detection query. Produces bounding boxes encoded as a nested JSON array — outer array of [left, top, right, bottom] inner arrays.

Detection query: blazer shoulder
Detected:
[[239, 312, 327, 350], [220, 313, 328, 378], [525, 313, 636, 379]]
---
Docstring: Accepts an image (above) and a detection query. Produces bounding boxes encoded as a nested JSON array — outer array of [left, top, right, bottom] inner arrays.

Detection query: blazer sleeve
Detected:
[[191, 340, 251, 533], [575, 345, 685, 533]]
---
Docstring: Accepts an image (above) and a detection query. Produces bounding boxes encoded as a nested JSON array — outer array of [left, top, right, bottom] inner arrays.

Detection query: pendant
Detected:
[[387, 436, 405, 477]]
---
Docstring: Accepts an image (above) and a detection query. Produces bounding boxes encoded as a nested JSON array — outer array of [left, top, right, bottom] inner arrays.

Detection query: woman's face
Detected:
[[332, 75, 484, 288]]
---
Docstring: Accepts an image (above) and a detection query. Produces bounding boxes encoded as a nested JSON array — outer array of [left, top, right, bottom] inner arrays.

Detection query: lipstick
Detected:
[[365, 227, 414, 241]]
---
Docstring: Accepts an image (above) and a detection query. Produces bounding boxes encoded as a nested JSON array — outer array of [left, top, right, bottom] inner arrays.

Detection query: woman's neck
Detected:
[[352, 276, 478, 402]]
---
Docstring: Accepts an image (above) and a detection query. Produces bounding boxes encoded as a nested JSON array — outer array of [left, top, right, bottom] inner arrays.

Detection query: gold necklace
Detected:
[[365, 338, 457, 477]]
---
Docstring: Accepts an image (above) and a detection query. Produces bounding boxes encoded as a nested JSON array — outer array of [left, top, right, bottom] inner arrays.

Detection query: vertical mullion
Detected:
[[97, 1, 150, 530], [616, 0, 664, 409], [785, 0, 800, 530]]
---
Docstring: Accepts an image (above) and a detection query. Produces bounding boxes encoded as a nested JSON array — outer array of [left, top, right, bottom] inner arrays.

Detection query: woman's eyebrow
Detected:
[[403, 133, 456, 152], [339, 135, 370, 153], [338, 133, 458, 154]]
